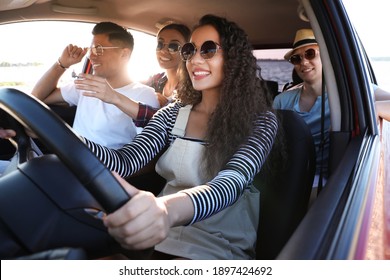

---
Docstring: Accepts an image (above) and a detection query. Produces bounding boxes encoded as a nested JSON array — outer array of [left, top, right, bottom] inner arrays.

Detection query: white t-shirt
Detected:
[[61, 82, 159, 149]]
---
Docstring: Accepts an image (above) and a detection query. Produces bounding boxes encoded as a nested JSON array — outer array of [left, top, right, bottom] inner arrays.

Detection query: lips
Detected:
[[301, 67, 314, 73], [159, 56, 171, 62], [192, 71, 210, 79]]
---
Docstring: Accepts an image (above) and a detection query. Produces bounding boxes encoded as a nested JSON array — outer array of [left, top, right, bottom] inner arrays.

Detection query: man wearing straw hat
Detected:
[[274, 29, 330, 196], [274, 28, 390, 200]]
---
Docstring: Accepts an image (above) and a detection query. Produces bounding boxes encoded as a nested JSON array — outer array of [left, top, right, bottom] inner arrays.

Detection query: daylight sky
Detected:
[[343, 0, 390, 58]]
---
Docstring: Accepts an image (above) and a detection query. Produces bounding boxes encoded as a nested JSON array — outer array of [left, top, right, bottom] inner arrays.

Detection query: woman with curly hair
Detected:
[[82, 14, 278, 259]]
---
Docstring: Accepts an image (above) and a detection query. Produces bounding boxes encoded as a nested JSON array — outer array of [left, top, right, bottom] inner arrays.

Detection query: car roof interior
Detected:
[[0, 0, 310, 48]]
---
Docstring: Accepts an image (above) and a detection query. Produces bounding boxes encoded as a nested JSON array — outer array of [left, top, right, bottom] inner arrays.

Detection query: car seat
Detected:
[[282, 68, 303, 91], [254, 109, 316, 259]]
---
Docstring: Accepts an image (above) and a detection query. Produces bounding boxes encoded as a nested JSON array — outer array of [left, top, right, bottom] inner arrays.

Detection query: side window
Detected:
[[0, 21, 161, 94]]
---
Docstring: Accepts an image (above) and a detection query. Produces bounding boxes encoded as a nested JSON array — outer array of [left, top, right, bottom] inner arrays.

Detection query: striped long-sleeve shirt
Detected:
[[83, 102, 278, 224]]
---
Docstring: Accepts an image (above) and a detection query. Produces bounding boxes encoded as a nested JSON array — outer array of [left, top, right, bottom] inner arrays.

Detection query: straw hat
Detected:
[[284, 29, 317, 60]]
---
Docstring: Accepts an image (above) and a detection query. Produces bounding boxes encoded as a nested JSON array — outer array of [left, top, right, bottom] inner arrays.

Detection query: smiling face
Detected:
[[88, 33, 130, 80], [292, 45, 322, 84], [185, 25, 224, 93], [156, 28, 186, 70]]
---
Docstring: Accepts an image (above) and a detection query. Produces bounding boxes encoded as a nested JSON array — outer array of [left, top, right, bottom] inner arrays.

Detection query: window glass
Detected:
[[343, 0, 390, 91], [254, 49, 293, 92], [0, 21, 162, 93]]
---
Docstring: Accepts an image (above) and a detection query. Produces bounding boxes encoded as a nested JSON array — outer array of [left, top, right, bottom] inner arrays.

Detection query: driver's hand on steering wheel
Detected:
[[0, 128, 16, 139], [0, 127, 37, 139], [103, 173, 171, 251]]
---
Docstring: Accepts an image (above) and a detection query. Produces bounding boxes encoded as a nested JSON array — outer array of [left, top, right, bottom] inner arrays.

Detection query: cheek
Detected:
[[214, 59, 225, 83], [172, 54, 181, 64], [186, 61, 191, 74]]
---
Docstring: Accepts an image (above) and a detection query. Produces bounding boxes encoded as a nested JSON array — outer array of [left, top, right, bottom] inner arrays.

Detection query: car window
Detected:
[[343, 0, 390, 91], [254, 49, 294, 92], [0, 21, 162, 94]]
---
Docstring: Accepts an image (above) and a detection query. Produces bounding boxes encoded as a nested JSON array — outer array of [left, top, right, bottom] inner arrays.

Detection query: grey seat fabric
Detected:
[[254, 109, 316, 259]]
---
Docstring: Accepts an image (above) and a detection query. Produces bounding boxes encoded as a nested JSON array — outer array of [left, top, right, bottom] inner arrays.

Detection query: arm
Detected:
[[103, 173, 193, 250], [375, 101, 390, 121], [83, 104, 178, 177], [0, 129, 16, 139], [374, 87, 390, 121], [182, 111, 278, 223], [104, 111, 278, 250], [75, 74, 159, 124], [31, 44, 88, 105], [133, 103, 159, 127]]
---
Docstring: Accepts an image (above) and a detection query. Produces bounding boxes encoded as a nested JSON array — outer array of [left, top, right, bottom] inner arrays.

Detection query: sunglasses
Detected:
[[156, 41, 181, 53], [288, 48, 318, 65], [88, 45, 122, 56], [180, 40, 222, 61]]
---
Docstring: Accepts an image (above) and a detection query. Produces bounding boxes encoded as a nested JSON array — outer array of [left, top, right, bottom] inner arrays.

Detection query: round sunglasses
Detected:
[[156, 41, 181, 54], [180, 40, 222, 61], [288, 48, 318, 65]]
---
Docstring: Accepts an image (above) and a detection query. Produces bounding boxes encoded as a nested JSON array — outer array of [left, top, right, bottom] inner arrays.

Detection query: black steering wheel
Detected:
[[0, 88, 130, 213]]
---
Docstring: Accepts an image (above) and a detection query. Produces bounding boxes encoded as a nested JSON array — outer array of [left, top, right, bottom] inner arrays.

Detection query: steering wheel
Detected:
[[0, 88, 130, 213]]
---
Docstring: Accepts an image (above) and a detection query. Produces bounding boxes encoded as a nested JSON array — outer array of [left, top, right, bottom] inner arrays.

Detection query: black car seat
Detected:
[[254, 109, 316, 259], [282, 68, 303, 91]]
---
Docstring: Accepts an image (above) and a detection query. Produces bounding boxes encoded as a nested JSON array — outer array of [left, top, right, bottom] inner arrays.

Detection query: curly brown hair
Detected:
[[176, 14, 274, 176]]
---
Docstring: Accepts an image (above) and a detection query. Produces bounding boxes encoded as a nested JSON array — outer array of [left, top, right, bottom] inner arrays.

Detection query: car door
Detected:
[[278, 0, 385, 259]]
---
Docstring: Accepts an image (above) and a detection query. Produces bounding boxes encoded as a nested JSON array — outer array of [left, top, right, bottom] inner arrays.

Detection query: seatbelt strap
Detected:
[[317, 71, 326, 195]]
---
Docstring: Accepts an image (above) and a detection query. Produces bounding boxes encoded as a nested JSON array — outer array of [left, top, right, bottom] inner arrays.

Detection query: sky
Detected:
[[342, 0, 390, 58]]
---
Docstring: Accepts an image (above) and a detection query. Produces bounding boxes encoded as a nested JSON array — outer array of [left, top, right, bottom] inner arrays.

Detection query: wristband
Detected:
[[57, 58, 68, 69]]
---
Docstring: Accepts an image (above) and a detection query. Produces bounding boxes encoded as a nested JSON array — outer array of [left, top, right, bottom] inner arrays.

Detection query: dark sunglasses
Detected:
[[288, 48, 318, 65], [156, 41, 181, 53], [180, 40, 222, 61]]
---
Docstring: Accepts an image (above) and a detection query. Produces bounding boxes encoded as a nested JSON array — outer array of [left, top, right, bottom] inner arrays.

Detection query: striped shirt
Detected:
[[84, 102, 278, 224]]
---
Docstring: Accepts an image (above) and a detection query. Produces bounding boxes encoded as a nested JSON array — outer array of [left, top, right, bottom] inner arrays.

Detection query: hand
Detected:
[[58, 44, 88, 68], [103, 173, 170, 250], [0, 128, 16, 139], [74, 74, 119, 104]]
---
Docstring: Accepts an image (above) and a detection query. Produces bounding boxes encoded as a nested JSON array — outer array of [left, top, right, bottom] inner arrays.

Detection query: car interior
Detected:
[[0, 0, 387, 260]]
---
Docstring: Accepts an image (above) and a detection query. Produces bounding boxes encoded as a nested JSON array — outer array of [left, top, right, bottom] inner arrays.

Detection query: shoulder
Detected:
[[158, 101, 185, 114], [273, 87, 301, 109]]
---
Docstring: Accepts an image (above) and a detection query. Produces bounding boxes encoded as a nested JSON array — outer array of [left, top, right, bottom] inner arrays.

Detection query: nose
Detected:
[[300, 56, 310, 65], [189, 49, 204, 64]]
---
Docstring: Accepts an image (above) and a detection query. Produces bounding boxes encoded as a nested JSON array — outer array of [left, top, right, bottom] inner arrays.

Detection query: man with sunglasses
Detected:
[[30, 21, 159, 149], [273, 28, 390, 201], [82, 23, 191, 131], [273, 28, 330, 198]]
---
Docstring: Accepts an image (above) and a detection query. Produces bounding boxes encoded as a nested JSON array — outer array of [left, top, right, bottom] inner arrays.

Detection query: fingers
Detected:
[[59, 44, 87, 67], [0, 128, 16, 139], [74, 74, 102, 93], [66, 44, 86, 59], [74, 75, 115, 103], [103, 179, 170, 250]]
